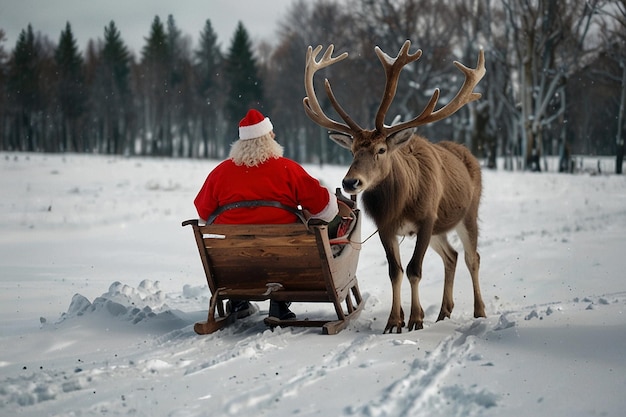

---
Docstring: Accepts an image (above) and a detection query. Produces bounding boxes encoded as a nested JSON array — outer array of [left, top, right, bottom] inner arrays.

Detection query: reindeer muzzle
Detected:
[[342, 178, 361, 194]]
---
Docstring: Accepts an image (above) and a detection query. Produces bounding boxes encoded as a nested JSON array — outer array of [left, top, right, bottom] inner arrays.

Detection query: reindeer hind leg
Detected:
[[405, 220, 436, 331], [456, 218, 486, 318], [430, 233, 458, 321]]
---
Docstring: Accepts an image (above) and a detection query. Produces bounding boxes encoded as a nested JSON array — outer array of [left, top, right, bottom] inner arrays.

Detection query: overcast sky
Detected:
[[0, 0, 297, 55]]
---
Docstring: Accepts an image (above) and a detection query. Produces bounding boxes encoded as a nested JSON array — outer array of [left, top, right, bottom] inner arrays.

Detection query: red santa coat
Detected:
[[194, 157, 337, 224]]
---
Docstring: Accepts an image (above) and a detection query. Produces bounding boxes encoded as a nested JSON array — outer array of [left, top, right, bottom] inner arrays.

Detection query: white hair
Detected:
[[229, 132, 284, 167]]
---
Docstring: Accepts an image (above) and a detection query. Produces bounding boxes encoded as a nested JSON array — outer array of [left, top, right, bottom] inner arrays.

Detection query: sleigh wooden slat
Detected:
[[182, 196, 363, 335]]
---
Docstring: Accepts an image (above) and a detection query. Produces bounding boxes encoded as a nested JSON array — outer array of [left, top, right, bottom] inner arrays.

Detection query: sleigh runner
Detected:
[[182, 191, 363, 335]]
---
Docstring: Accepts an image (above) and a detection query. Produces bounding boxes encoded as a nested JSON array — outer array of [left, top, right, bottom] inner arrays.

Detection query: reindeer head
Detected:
[[303, 41, 485, 194]]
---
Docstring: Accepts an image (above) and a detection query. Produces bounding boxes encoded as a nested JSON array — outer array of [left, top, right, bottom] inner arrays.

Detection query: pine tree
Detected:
[[194, 19, 223, 158], [7, 24, 42, 151], [164, 14, 186, 157], [0, 29, 6, 66], [225, 21, 264, 136], [102, 21, 130, 96], [196, 19, 222, 97], [141, 16, 169, 155], [142, 18, 167, 60], [55, 21, 86, 151], [99, 21, 131, 154], [166, 15, 183, 87], [0, 29, 7, 151]]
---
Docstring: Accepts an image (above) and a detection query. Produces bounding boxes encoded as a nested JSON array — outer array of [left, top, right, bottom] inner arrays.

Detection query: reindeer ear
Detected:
[[387, 128, 414, 151], [329, 133, 353, 150]]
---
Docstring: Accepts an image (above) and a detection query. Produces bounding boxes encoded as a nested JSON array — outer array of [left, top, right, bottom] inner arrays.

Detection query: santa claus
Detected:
[[194, 108, 339, 320]]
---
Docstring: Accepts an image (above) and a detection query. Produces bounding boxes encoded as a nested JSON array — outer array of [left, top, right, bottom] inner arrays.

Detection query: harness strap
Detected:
[[206, 200, 307, 225]]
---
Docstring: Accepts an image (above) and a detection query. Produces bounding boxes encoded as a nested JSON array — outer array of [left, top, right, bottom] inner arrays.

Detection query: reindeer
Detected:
[[303, 40, 486, 333]]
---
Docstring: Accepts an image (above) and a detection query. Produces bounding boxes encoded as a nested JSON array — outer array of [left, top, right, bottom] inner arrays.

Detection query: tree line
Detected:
[[0, 0, 624, 172]]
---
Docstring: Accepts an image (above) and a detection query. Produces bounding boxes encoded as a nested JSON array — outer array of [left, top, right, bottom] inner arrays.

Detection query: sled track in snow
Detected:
[[221, 333, 378, 414], [345, 321, 498, 417], [180, 316, 501, 417]]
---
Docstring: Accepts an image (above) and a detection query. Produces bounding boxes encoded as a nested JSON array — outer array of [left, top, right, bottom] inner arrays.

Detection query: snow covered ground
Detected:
[[1, 151, 625, 417]]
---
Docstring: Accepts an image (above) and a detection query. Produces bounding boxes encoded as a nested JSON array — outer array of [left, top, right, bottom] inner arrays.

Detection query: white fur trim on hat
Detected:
[[239, 117, 273, 140]]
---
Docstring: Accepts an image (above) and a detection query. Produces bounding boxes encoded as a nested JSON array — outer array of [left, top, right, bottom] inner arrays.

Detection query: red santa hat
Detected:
[[238, 109, 274, 140]]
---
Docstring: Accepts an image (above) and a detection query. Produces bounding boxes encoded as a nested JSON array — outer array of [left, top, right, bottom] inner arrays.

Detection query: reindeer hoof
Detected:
[[384, 328, 402, 334], [436, 311, 451, 322], [406, 320, 423, 331], [474, 301, 486, 318], [383, 321, 404, 334]]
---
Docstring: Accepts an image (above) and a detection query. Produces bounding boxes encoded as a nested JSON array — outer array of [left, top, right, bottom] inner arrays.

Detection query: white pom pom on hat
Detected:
[[238, 109, 274, 140]]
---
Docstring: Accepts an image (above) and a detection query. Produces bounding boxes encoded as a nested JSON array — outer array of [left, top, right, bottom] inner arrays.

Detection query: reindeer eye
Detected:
[[377, 147, 386, 155]]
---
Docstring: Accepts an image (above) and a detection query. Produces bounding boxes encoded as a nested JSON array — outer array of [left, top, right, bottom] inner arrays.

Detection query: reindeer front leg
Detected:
[[380, 231, 405, 333], [405, 219, 434, 331]]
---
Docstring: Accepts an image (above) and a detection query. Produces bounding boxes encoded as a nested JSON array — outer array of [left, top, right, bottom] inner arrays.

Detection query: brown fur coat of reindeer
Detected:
[[303, 41, 486, 333]]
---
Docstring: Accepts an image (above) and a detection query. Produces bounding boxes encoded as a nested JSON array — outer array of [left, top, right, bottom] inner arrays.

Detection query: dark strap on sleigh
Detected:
[[206, 200, 307, 225]]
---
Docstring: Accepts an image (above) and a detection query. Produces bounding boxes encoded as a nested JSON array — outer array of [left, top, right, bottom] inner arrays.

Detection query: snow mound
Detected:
[[57, 280, 188, 327]]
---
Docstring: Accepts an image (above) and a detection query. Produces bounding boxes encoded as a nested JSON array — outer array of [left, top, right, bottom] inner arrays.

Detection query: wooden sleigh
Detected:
[[182, 191, 363, 335]]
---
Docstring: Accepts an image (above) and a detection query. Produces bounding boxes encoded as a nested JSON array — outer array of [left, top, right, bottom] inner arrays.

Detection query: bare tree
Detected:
[[502, 0, 605, 171], [481, 1, 520, 169], [351, 0, 458, 142], [269, 0, 356, 164], [447, 0, 494, 160], [597, 0, 626, 173]]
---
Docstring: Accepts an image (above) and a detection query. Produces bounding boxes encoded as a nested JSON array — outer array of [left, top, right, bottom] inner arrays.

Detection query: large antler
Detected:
[[381, 42, 486, 136], [304, 42, 486, 138], [374, 40, 423, 132], [303, 45, 363, 135]]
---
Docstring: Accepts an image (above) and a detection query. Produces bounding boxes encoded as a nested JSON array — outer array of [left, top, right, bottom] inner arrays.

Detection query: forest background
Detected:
[[0, 0, 625, 173]]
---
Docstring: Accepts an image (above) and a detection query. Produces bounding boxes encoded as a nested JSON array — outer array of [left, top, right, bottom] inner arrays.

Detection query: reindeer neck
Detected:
[[362, 153, 420, 229]]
